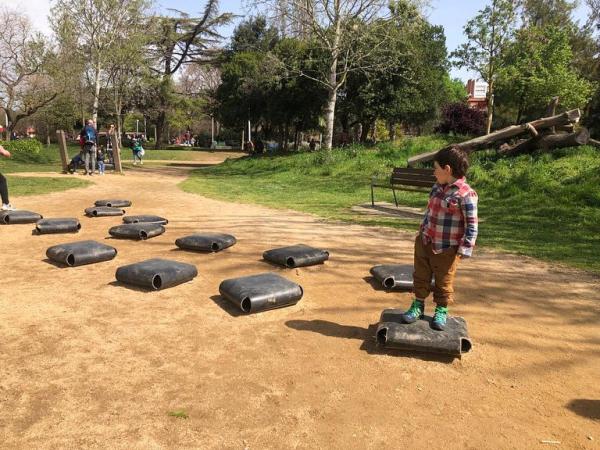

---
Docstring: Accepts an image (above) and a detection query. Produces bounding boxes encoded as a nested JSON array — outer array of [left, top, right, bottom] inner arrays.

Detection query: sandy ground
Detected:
[[1, 159, 599, 449]]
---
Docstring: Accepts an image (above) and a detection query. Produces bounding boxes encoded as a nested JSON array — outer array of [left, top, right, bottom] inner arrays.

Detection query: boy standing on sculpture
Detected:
[[402, 146, 478, 331]]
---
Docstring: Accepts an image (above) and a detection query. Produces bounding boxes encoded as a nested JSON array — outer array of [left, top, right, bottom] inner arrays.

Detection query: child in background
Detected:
[[97, 146, 106, 175]]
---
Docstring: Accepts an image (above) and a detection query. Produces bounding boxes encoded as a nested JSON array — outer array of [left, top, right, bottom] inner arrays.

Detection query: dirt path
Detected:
[[1, 161, 599, 449]]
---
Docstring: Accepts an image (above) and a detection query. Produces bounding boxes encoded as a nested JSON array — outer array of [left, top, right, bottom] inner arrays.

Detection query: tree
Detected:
[[258, 0, 400, 150], [148, 1, 233, 148], [443, 76, 469, 104], [517, 0, 576, 27], [51, 0, 149, 124], [230, 16, 280, 53], [104, 17, 151, 143], [584, 0, 600, 137], [495, 26, 595, 123], [451, 0, 518, 134], [338, 1, 450, 140], [0, 8, 58, 139]]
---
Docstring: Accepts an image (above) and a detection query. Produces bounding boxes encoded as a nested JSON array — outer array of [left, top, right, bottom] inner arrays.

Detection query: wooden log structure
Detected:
[[586, 138, 600, 149], [56, 130, 69, 173], [110, 131, 123, 174], [408, 109, 581, 167], [498, 128, 590, 157]]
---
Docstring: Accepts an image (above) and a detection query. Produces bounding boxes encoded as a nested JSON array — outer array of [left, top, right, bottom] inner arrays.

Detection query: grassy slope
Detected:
[[181, 136, 600, 273]]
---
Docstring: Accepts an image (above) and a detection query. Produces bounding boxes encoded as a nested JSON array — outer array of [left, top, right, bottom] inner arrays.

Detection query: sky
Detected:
[[2, 0, 593, 81]]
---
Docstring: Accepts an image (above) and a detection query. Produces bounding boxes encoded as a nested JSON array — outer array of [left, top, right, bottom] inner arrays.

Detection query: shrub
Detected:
[[0, 139, 43, 162], [436, 102, 486, 136]]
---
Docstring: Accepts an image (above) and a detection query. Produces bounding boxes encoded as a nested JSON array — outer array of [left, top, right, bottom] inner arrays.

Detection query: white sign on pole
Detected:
[[473, 82, 489, 99]]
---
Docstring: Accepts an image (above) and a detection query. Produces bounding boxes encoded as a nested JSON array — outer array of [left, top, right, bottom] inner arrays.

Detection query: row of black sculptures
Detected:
[[0, 200, 472, 356]]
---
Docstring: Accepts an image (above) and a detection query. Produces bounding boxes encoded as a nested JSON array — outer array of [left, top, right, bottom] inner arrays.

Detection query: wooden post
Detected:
[[111, 131, 123, 173], [56, 130, 69, 173]]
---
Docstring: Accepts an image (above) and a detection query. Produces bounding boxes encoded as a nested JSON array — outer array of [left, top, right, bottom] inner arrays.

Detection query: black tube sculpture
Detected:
[[370, 264, 434, 291], [46, 240, 117, 267], [0, 210, 43, 225], [95, 199, 132, 208], [376, 309, 472, 356], [109, 223, 165, 240], [35, 218, 81, 234], [263, 244, 329, 268], [115, 258, 198, 290], [123, 215, 169, 225], [175, 233, 236, 252], [219, 273, 303, 314], [85, 206, 125, 217]]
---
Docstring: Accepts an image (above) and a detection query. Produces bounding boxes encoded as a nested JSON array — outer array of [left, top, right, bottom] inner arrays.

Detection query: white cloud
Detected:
[[1, 0, 52, 35]]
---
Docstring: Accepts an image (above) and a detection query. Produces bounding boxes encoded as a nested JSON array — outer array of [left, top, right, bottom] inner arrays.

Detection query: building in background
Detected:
[[466, 80, 488, 111]]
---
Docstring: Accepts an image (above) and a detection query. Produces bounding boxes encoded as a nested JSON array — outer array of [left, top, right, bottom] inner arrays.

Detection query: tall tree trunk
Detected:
[[92, 62, 102, 125], [388, 121, 396, 141], [360, 121, 371, 142], [323, 84, 337, 151], [322, 26, 340, 152], [486, 79, 494, 134]]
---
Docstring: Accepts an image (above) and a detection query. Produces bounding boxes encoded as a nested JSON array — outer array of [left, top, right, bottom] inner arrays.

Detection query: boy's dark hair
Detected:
[[434, 146, 469, 178]]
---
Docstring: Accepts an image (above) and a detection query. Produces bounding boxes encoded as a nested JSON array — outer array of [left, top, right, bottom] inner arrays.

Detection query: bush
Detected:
[[436, 102, 486, 136], [0, 139, 44, 162]]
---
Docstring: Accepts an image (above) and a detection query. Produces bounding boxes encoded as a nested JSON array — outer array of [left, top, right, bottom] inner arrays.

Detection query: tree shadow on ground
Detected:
[[285, 319, 456, 363], [566, 399, 600, 420]]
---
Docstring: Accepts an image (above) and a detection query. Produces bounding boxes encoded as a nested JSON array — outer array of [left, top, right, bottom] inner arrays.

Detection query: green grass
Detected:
[[0, 144, 89, 195], [0, 144, 231, 173], [167, 410, 189, 419], [7, 176, 90, 197], [181, 136, 600, 273]]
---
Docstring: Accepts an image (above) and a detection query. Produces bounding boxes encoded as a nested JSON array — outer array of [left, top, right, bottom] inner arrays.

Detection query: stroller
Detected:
[[67, 152, 85, 173]]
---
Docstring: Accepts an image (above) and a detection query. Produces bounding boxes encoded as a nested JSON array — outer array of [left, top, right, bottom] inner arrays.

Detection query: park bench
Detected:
[[370, 167, 436, 207]]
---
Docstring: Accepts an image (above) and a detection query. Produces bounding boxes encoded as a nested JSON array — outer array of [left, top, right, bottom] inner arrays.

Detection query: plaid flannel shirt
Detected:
[[420, 177, 478, 257]]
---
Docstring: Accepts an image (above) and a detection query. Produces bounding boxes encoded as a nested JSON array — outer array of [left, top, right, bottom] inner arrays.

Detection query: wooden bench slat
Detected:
[[371, 167, 435, 206], [389, 178, 435, 188], [390, 174, 437, 182], [393, 168, 434, 175]]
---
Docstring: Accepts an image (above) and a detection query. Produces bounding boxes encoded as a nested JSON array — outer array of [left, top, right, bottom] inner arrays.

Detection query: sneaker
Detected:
[[1, 203, 15, 211], [431, 306, 448, 331], [401, 299, 424, 324], [140, 161, 143, 165]]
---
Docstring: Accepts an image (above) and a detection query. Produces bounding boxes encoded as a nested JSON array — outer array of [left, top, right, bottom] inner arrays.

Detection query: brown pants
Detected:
[[413, 235, 460, 307]]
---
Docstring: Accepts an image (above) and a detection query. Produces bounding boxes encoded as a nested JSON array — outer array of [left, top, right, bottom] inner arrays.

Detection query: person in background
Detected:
[[255, 138, 264, 154], [106, 124, 115, 164], [132, 138, 144, 165], [80, 119, 97, 175], [97, 146, 106, 175], [0, 145, 15, 210]]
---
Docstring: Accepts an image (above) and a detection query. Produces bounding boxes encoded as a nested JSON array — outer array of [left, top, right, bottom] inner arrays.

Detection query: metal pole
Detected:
[[136, 119, 139, 135], [248, 120, 251, 142], [211, 116, 214, 143], [144, 117, 147, 136]]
